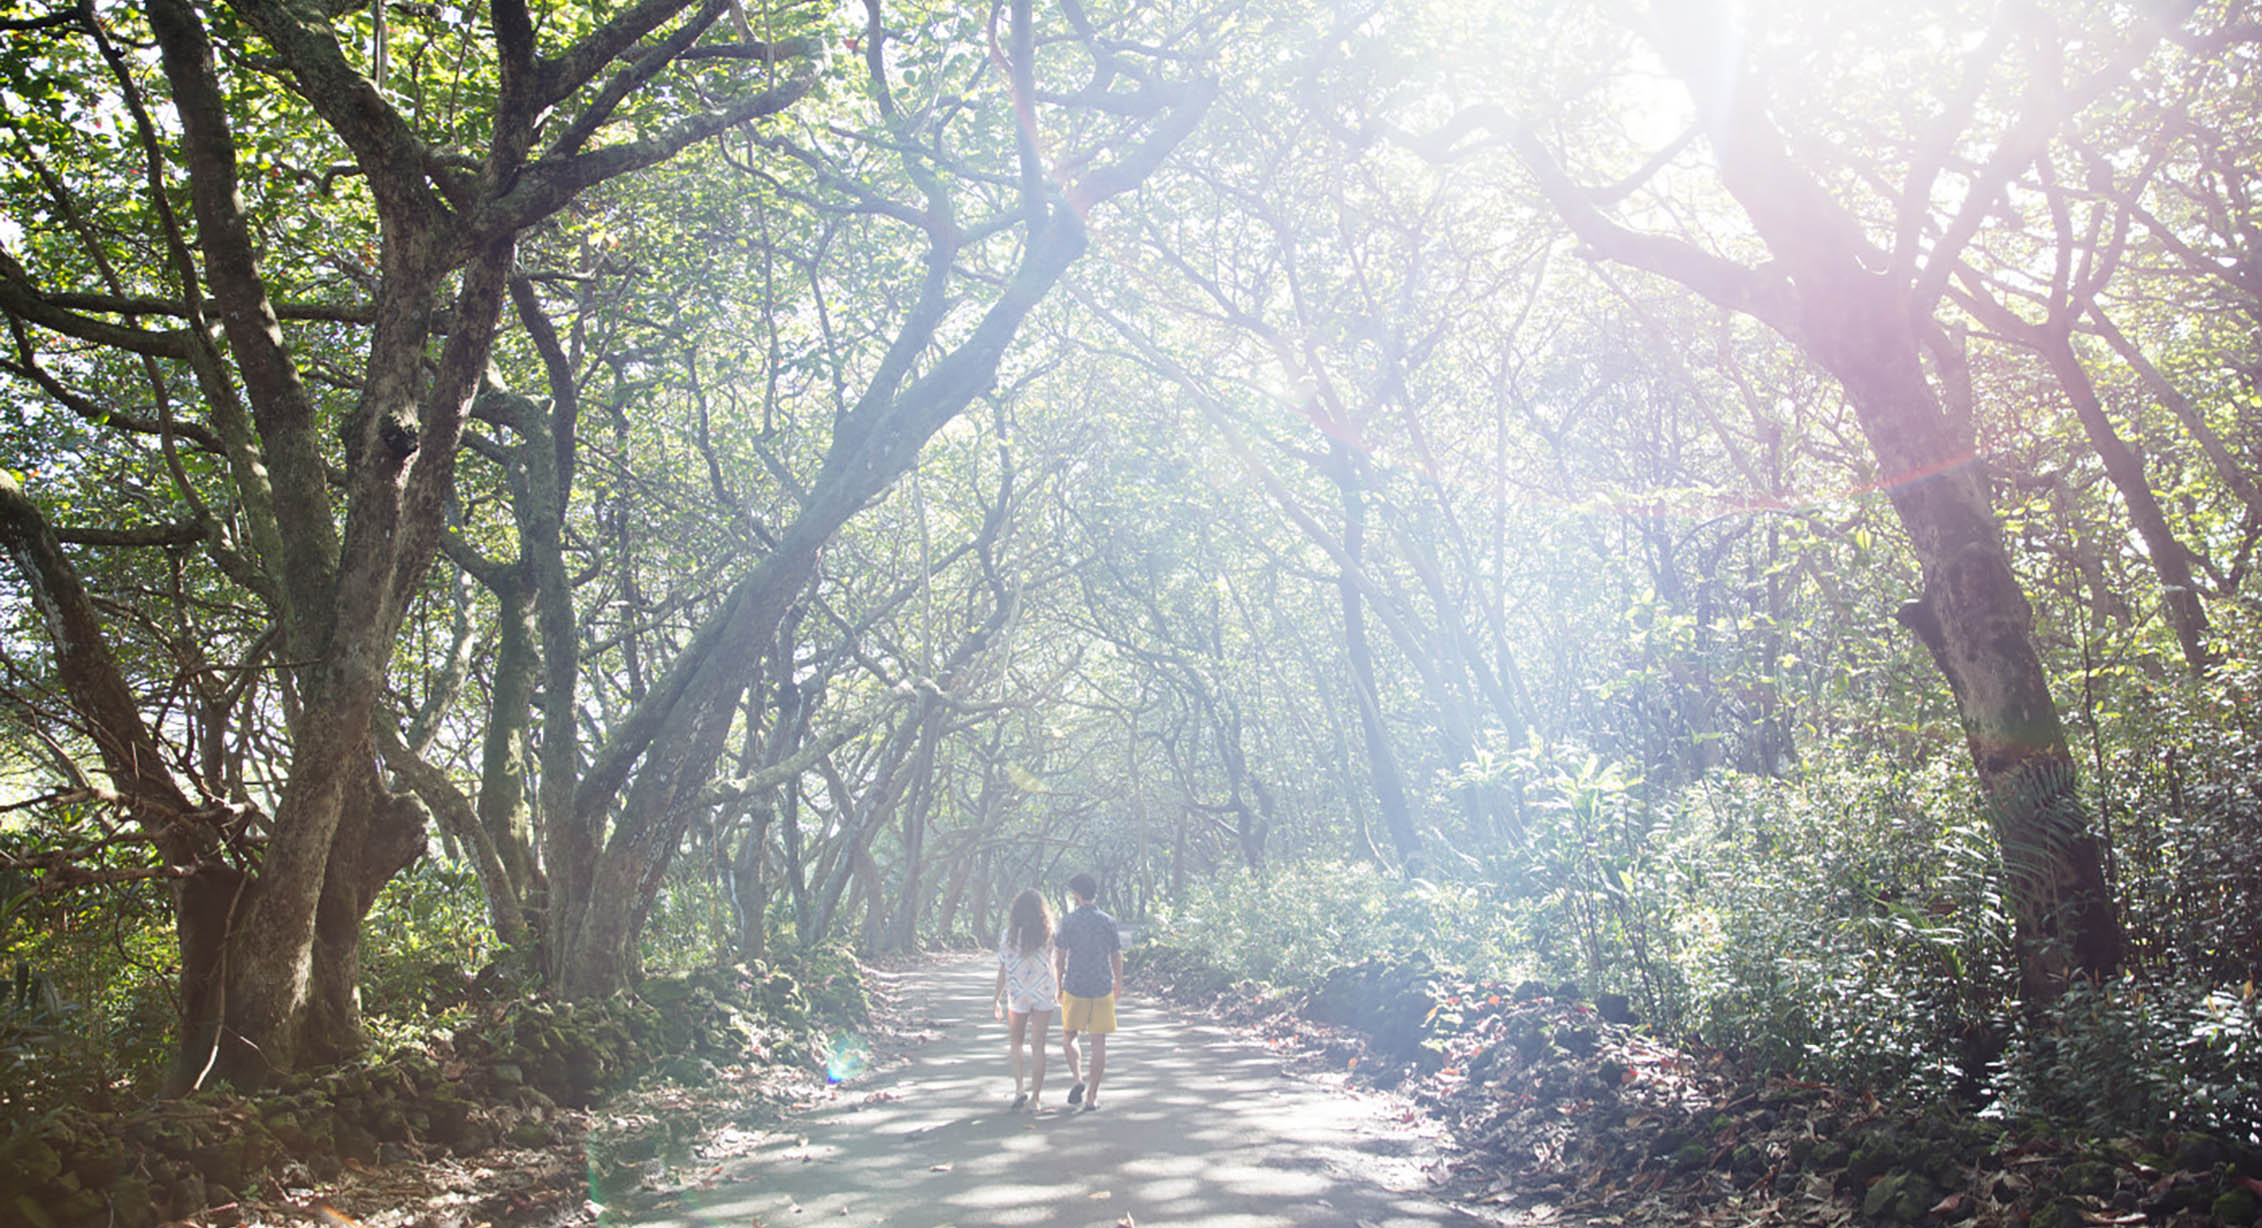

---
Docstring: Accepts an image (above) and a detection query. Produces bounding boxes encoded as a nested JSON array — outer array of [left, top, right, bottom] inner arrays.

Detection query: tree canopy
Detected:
[[2, 0, 2257, 1123]]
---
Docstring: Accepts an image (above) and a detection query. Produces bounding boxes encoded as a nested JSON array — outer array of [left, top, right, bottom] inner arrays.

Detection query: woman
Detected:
[[993, 888, 1059, 1110]]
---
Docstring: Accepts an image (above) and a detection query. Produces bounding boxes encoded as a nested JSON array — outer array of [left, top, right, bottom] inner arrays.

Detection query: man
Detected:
[[1053, 872, 1123, 1112]]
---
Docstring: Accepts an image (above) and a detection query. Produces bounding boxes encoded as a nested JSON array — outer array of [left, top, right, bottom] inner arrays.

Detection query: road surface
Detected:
[[624, 952, 1482, 1228]]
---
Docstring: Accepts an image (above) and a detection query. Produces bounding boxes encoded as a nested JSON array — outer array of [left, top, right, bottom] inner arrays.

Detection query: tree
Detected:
[[2, 0, 827, 1082], [1484, 0, 2150, 992]]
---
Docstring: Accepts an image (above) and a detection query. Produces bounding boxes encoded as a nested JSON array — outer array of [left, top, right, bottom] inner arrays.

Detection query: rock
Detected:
[[2063, 1159, 2116, 1196], [2214, 1187, 2262, 1226], [2174, 1135, 2226, 1173], [662, 1056, 721, 1086], [334, 1120, 378, 1164], [1858, 1172, 1935, 1224], [108, 1174, 157, 1228], [168, 1172, 206, 1219], [7, 1139, 64, 1188], [605, 1129, 662, 1163], [453, 1120, 499, 1155], [1554, 1025, 1597, 1058]]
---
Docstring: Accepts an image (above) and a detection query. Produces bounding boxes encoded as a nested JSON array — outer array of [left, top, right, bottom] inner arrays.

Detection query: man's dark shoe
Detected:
[[1067, 1081, 1086, 1105]]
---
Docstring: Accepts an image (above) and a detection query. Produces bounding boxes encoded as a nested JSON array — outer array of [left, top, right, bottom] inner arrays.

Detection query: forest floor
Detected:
[[230, 953, 2256, 1228]]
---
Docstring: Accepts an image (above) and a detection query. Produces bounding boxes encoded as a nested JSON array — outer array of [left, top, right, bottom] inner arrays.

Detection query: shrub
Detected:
[[1989, 977, 2262, 1140], [1147, 860, 1522, 993]]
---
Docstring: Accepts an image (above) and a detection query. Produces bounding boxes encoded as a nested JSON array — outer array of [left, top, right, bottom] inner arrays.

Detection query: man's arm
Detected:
[[1110, 949, 1124, 999]]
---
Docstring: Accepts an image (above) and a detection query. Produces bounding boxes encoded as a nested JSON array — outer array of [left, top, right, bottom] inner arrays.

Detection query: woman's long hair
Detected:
[[1006, 888, 1053, 958]]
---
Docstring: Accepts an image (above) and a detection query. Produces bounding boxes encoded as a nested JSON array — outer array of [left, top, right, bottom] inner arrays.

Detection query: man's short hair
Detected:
[[1068, 872, 1099, 901]]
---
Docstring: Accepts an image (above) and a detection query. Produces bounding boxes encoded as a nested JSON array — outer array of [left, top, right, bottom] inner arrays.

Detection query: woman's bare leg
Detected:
[[1007, 1008, 1028, 1096], [1028, 1011, 1051, 1104]]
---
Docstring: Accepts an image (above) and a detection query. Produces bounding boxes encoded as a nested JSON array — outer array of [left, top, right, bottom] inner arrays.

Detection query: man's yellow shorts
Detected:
[[1060, 991, 1117, 1034]]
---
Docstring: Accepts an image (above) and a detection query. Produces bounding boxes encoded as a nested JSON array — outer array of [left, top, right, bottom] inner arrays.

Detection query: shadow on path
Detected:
[[626, 953, 1479, 1227]]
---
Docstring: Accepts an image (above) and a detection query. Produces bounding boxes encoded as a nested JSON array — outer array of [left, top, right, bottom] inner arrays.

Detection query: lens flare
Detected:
[[823, 1030, 871, 1084]]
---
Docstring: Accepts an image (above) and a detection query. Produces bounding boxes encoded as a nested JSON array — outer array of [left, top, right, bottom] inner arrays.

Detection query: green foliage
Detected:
[[1473, 746, 1690, 1024], [1990, 978, 2262, 1138], [359, 860, 496, 1029], [1664, 753, 2017, 1101], [639, 854, 729, 978], [2088, 625, 2262, 982], [1149, 860, 1524, 992], [0, 812, 179, 1115]]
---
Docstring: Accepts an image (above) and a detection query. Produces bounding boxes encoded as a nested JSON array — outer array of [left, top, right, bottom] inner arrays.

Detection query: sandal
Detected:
[[1066, 1081, 1085, 1105]]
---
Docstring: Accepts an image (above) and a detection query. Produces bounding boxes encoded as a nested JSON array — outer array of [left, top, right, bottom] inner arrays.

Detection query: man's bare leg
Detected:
[[1085, 1034, 1108, 1107], [1061, 1027, 1084, 1101]]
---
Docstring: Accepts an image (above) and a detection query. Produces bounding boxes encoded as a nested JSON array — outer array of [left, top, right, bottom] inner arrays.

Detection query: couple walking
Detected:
[[991, 873, 1122, 1113]]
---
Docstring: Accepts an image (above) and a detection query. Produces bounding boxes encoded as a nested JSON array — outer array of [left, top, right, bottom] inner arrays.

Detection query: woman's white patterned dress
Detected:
[[998, 935, 1060, 1014]]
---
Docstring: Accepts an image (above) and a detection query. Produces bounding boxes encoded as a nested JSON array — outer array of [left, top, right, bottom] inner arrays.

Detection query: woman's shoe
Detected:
[[1009, 1092, 1028, 1110]]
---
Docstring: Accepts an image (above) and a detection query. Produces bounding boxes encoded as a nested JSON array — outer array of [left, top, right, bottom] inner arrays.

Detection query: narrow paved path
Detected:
[[628, 953, 1481, 1228]]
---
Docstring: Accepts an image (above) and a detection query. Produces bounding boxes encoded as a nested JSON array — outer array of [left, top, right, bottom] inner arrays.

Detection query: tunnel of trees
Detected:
[[1, 0, 2257, 1163]]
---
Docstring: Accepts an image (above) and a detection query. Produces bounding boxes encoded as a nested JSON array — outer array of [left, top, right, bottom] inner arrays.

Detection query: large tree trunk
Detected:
[[1812, 295, 2125, 989], [1503, 0, 2128, 992]]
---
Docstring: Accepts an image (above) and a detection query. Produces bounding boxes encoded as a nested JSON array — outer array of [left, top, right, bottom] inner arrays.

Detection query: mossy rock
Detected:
[[5, 1139, 65, 1189], [9, 1193, 60, 1228], [106, 1174, 157, 1228], [1554, 1024, 1597, 1059], [334, 1120, 379, 1164], [1731, 1142, 1766, 1177], [2213, 1187, 2261, 1226], [2063, 1160, 2117, 1197], [2174, 1135, 2227, 1173], [1859, 1172, 1936, 1224], [45, 1175, 106, 1226], [165, 1172, 206, 1220]]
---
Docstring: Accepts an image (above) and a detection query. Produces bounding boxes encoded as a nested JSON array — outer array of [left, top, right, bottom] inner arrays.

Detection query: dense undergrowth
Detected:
[[1135, 940, 2262, 1225], [0, 907, 866, 1228], [1146, 656, 2262, 1142]]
